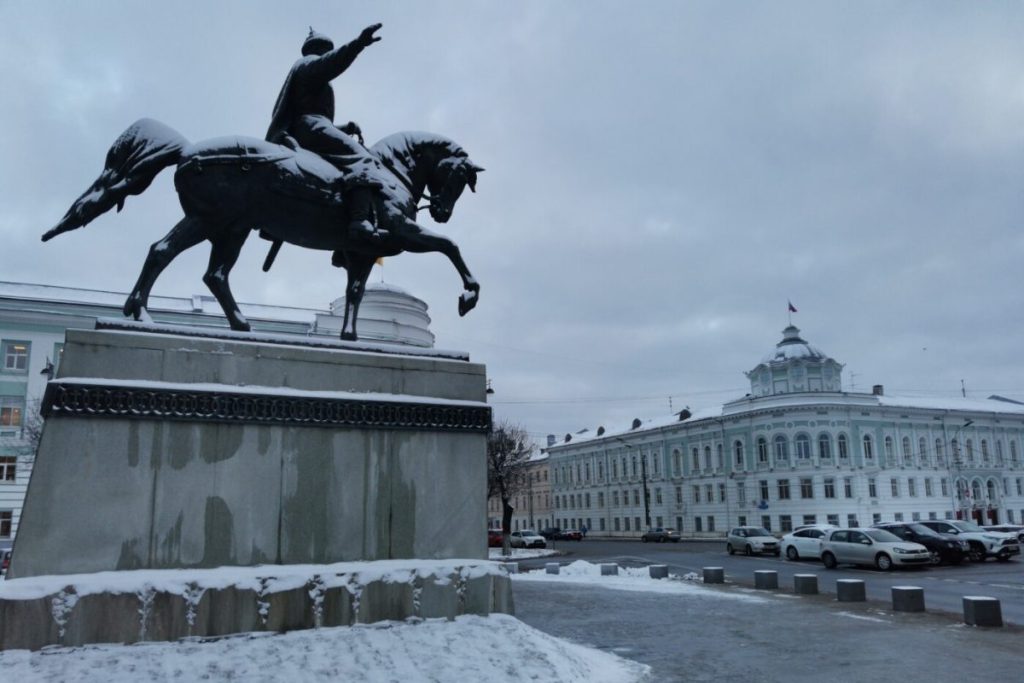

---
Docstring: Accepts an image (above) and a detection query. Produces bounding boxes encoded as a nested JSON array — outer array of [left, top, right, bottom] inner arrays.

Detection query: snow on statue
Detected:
[[43, 23, 484, 343]]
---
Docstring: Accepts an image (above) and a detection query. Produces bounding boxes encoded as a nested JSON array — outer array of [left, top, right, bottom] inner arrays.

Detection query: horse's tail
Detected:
[[42, 118, 189, 241]]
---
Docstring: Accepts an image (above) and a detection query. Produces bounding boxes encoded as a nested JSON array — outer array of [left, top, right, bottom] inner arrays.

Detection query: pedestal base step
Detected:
[[0, 559, 513, 651]]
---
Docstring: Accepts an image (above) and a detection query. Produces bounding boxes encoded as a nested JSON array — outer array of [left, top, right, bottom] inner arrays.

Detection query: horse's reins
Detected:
[[377, 155, 435, 213]]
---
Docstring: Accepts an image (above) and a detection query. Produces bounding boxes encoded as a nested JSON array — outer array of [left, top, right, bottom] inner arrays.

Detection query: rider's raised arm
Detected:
[[299, 24, 381, 88]]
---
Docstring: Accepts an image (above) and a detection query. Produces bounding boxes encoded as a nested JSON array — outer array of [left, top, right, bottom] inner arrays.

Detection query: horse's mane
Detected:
[[371, 132, 467, 172]]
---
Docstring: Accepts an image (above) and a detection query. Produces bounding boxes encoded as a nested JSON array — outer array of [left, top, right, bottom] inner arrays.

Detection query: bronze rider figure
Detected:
[[266, 24, 385, 242]]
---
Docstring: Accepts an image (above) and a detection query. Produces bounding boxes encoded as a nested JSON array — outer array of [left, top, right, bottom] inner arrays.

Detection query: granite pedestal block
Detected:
[[10, 326, 491, 579], [0, 561, 512, 651]]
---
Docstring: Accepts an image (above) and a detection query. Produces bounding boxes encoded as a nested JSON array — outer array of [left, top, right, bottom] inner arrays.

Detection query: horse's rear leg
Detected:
[[203, 229, 251, 331], [340, 253, 376, 341], [124, 216, 207, 321]]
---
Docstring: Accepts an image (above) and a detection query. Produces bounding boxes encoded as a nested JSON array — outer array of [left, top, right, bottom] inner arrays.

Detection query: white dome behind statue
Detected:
[[317, 281, 435, 348]]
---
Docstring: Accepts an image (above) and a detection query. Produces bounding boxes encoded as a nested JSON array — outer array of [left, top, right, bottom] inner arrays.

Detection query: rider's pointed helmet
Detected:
[[302, 28, 334, 56]]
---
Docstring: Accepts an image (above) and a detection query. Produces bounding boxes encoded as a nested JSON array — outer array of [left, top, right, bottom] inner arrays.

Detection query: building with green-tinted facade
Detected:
[[0, 280, 436, 542], [547, 325, 1024, 538]]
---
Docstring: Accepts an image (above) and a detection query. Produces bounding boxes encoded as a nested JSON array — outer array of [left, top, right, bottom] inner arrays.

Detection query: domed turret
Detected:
[[745, 325, 843, 396]]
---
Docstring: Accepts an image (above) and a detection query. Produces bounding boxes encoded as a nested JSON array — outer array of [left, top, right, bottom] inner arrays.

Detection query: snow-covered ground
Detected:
[[0, 560, 769, 681], [0, 614, 649, 683], [488, 547, 559, 560]]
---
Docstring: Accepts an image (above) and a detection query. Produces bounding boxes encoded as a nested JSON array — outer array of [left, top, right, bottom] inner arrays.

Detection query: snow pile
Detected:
[[0, 614, 650, 683], [515, 561, 767, 602]]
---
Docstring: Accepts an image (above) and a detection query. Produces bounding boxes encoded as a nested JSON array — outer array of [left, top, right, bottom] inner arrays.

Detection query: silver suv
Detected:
[[820, 528, 930, 571], [919, 520, 1020, 562]]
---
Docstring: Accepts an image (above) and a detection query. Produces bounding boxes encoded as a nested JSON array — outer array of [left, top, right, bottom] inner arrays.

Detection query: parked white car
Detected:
[[509, 530, 546, 549], [780, 525, 836, 561], [920, 520, 1019, 562], [983, 524, 1024, 544], [726, 527, 780, 556], [820, 528, 930, 571]]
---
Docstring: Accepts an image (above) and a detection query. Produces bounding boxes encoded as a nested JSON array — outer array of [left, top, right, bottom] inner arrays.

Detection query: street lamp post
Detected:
[[640, 452, 651, 528], [947, 419, 974, 521]]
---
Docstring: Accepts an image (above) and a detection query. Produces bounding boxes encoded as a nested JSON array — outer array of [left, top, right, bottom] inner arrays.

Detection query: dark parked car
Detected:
[[641, 527, 680, 543], [873, 522, 968, 565], [539, 527, 562, 540], [487, 529, 503, 548], [558, 529, 583, 541]]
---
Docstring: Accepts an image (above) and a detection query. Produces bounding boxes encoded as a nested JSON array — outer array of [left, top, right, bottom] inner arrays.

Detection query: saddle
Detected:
[[180, 135, 349, 206]]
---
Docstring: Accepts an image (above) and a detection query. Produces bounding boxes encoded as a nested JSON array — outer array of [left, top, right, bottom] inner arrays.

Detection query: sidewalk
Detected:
[[514, 574, 1022, 682]]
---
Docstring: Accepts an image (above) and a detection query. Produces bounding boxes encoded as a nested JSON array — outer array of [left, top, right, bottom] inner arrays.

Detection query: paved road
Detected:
[[522, 539, 1024, 624], [514, 579, 1023, 682]]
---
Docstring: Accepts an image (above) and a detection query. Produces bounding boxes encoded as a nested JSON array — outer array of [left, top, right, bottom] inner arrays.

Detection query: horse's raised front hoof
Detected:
[[228, 320, 252, 333], [458, 289, 479, 317], [340, 331, 358, 342]]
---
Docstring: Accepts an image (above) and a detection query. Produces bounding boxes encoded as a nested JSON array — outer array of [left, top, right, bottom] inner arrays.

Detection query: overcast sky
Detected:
[[3, 2, 1024, 444]]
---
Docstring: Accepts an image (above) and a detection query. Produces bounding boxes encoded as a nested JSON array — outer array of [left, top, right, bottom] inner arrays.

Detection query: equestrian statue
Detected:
[[43, 23, 484, 342]]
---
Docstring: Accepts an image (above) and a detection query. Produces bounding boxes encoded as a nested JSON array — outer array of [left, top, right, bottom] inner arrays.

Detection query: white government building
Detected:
[[546, 324, 1024, 538], [0, 280, 436, 542]]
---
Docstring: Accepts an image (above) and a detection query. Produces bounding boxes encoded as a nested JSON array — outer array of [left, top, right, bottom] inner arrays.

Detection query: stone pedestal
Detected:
[[891, 586, 925, 612], [10, 324, 491, 579], [753, 570, 778, 589], [703, 567, 724, 584], [793, 574, 818, 595], [836, 579, 866, 602], [649, 564, 668, 579], [963, 596, 1003, 627]]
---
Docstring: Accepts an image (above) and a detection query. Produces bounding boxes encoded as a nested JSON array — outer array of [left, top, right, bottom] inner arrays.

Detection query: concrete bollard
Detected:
[[793, 574, 819, 595], [754, 570, 778, 590], [649, 565, 669, 579], [703, 567, 725, 584], [963, 596, 1003, 627], [545, 563, 560, 575], [836, 579, 866, 602], [891, 586, 925, 613], [500, 562, 519, 575], [600, 563, 619, 576]]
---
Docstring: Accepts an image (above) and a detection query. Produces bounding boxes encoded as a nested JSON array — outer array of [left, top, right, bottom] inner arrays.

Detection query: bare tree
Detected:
[[19, 400, 44, 467], [486, 420, 534, 554]]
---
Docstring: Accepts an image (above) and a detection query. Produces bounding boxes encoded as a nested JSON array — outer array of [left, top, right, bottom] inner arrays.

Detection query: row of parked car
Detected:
[[728, 520, 1022, 570], [488, 527, 586, 549]]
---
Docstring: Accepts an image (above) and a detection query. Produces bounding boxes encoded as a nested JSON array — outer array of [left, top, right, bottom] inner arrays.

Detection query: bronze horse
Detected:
[[43, 118, 483, 341]]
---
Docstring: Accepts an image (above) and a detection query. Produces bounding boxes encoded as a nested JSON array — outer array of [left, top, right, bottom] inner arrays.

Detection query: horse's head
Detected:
[[426, 155, 484, 223]]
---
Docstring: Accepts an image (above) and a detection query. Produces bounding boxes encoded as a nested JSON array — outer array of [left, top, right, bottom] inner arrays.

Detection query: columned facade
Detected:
[[547, 326, 1024, 537]]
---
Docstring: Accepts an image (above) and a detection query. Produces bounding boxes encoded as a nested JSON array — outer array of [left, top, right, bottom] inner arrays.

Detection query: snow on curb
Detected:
[[489, 548, 560, 560], [514, 560, 768, 602], [0, 614, 651, 683]]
